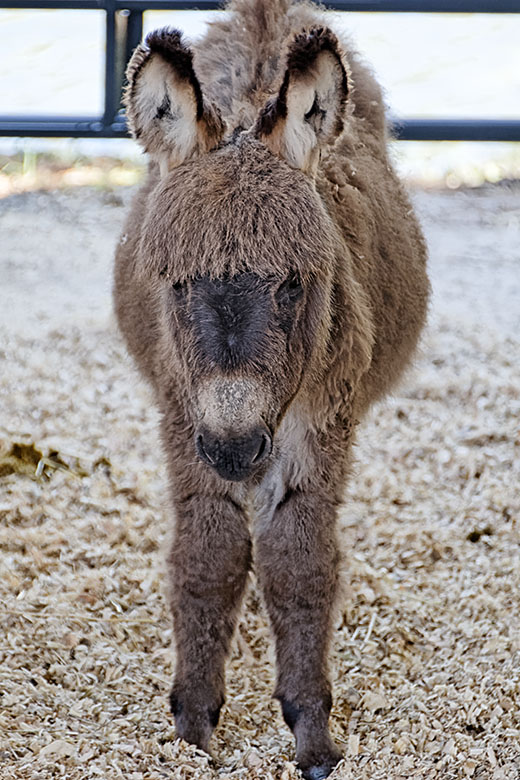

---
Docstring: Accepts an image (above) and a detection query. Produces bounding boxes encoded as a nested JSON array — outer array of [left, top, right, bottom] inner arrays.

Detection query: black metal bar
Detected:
[[103, 0, 117, 125], [323, 0, 520, 9], [111, 0, 220, 7], [0, 1, 102, 8], [1, 116, 519, 141], [391, 118, 520, 141], [0, 0, 519, 10], [0, 116, 126, 136]]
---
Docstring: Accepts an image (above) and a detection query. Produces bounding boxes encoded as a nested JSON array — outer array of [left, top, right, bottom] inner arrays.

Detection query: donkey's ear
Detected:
[[253, 27, 348, 174], [124, 28, 225, 174]]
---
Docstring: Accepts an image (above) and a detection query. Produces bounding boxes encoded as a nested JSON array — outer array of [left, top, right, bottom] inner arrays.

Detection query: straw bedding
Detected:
[[0, 183, 519, 779]]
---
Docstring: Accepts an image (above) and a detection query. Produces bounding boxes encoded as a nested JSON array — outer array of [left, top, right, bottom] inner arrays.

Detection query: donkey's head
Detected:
[[125, 27, 370, 482]]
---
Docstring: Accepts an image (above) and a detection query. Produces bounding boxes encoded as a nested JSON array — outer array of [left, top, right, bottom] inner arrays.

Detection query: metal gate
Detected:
[[1, 0, 519, 140]]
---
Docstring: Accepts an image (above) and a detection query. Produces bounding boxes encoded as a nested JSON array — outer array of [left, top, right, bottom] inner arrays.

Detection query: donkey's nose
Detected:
[[195, 425, 272, 482]]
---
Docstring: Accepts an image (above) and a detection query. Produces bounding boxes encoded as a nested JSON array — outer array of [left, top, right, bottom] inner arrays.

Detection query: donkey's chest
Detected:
[[250, 405, 315, 528]]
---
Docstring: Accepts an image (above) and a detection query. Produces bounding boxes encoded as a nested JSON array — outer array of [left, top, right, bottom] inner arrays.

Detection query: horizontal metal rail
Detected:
[[0, 0, 519, 140], [2, 0, 519, 11], [393, 119, 520, 141], [2, 116, 520, 142]]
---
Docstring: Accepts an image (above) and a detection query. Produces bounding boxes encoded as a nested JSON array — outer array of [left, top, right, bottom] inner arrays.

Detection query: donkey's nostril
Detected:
[[195, 426, 272, 481], [196, 434, 216, 465], [252, 432, 271, 464]]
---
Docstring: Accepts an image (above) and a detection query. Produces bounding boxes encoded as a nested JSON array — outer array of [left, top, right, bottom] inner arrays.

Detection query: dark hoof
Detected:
[[299, 750, 342, 780], [169, 687, 223, 753], [301, 763, 338, 780]]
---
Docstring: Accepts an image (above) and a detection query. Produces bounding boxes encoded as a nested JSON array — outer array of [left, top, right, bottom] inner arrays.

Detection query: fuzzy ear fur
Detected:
[[124, 28, 225, 174], [253, 27, 349, 174]]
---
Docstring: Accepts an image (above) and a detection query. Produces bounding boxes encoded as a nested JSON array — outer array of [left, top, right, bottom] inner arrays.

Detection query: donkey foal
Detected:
[[114, 1, 429, 777]]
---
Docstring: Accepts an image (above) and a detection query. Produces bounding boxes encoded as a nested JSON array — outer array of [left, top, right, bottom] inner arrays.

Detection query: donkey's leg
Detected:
[[255, 489, 342, 780], [168, 493, 251, 751]]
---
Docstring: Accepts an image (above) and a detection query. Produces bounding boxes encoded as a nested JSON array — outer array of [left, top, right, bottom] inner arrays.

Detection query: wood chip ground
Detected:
[[0, 183, 519, 780]]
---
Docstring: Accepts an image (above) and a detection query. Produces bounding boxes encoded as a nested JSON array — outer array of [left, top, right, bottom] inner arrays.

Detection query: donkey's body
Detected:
[[114, 1, 428, 777]]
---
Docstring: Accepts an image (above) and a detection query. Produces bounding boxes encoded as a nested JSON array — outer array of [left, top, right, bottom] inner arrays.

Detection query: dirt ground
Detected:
[[0, 181, 519, 780]]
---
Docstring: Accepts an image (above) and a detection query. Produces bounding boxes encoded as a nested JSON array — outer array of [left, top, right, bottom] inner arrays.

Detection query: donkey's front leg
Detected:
[[168, 493, 251, 751], [256, 489, 342, 780]]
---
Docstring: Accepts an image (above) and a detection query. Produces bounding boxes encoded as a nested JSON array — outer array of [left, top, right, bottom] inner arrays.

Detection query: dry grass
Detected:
[[0, 183, 519, 780], [0, 153, 143, 198]]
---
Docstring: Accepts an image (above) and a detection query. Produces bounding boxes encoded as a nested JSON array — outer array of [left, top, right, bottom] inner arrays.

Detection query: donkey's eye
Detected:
[[275, 272, 303, 303]]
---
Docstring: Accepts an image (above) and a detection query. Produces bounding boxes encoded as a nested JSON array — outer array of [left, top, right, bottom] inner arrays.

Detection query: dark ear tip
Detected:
[[124, 27, 192, 110], [142, 26, 203, 115], [287, 26, 342, 73], [145, 27, 195, 76], [145, 26, 184, 55]]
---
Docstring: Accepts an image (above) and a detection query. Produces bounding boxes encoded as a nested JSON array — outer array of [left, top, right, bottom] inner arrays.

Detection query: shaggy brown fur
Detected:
[[114, 1, 429, 777]]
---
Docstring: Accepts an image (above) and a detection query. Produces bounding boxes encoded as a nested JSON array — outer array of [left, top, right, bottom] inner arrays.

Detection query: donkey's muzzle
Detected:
[[195, 425, 272, 482]]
